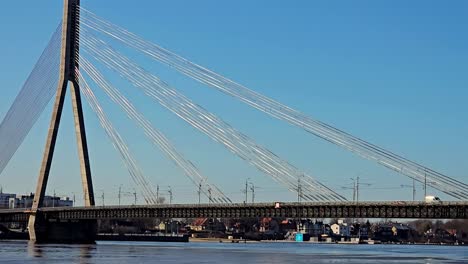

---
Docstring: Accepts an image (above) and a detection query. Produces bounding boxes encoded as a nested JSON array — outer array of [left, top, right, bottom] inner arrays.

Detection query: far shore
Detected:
[[188, 237, 466, 246]]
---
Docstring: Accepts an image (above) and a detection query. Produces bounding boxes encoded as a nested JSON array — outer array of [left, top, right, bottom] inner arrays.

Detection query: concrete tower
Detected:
[[28, 0, 96, 243]]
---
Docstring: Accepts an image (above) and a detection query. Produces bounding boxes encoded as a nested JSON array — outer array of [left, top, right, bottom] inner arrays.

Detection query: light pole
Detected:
[[297, 176, 303, 203], [168, 186, 173, 204], [208, 187, 212, 204], [118, 185, 122, 206], [156, 185, 160, 204], [198, 183, 202, 204], [424, 173, 427, 198], [356, 177, 360, 202], [101, 190, 105, 206], [352, 179, 356, 202], [72, 192, 76, 206], [421, 177, 436, 201], [244, 178, 250, 204], [53, 189, 56, 207], [350, 176, 371, 203], [250, 183, 260, 203]]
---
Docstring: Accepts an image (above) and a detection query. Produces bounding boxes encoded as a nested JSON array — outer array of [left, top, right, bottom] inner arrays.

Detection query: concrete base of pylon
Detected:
[[28, 212, 96, 244]]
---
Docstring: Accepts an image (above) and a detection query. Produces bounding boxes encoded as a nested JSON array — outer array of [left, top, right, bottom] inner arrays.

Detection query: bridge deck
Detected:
[[1, 201, 467, 222]]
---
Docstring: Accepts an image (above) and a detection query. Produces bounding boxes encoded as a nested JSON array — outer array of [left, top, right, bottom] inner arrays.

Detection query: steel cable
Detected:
[[77, 9, 467, 199], [79, 57, 231, 203], [79, 32, 346, 201]]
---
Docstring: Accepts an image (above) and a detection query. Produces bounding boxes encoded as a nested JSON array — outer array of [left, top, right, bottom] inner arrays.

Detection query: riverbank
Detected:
[[1, 232, 465, 246], [188, 237, 466, 246], [189, 237, 257, 243]]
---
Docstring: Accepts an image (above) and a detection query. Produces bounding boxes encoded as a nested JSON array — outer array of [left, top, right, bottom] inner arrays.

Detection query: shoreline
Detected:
[[0, 237, 465, 246], [188, 237, 467, 246]]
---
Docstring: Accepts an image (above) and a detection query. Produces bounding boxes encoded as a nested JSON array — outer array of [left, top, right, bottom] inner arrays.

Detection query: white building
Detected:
[[297, 220, 326, 236], [331, 220, 351, 237]]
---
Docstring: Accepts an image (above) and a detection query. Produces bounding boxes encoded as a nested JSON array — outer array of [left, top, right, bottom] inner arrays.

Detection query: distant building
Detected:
[[0, 192, 16, 209], [392, 224, 410, 240], [188, 218, 226, 232], [373, 223, 412, 242], [279, 219, 296, 234], [359, 225, 370, 239], [257, 218, 280, 233], [188, 218, 208, 231], [8, 193, 73, 208], [297, 220, 325, 237], [158, 220, 183, 234], [373, 224, 394, 241], [331, 219, 351, 237]]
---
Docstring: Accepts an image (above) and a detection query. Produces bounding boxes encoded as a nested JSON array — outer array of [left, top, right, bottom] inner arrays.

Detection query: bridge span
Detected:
[[1, 0, 468, 243], [1, 202, 467, 223]]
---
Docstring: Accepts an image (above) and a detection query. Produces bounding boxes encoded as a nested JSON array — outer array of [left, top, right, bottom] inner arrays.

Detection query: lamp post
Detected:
[[118, 185, 122, 206], [156, 185, 160, 204], [244, 178, 250, 203], [198, 183, 202, 204], [72, 192, 76, 206], [350, 176, 371, 203], [297, 175, 303, 203], [133, 189, 137, 205], [53, 189, 56, 207], [168, 186, 173, 204], [250, 183, 259, 203], [101, 190, 105, 206]]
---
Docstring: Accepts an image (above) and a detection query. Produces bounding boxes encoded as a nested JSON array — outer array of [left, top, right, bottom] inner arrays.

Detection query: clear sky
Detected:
[[0, 1, 467, 205]]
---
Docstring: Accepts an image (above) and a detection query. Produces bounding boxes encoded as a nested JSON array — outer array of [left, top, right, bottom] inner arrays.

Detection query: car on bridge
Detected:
[[425, 196, 442, 203]]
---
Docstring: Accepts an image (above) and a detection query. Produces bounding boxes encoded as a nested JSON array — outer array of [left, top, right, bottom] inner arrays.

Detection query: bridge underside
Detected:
[[1, 202, 467, 224]]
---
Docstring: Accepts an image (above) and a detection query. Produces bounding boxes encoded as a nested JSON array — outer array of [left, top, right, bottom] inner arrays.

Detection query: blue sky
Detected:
[[0, 1, 467, 205]]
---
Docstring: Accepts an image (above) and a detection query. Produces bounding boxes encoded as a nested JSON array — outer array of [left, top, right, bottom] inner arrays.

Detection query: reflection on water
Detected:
[[27, 241, 43, 258], [79, 245, 95, 264], [24, 242, 96, 263], [0, 241, 465, 264]]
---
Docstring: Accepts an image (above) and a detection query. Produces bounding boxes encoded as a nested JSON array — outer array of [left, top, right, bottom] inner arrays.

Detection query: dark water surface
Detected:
[[0, 241, 466, 263]]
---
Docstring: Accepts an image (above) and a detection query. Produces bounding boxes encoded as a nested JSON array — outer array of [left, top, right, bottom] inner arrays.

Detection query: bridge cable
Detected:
[[78, 57, 231, 203], [78, 31, 346, 202], [0, 24, 62, 177], [77, 8, 468, 197], [77, 8, 468, 199], [80, 27, 468, 199], [78, 37, 330, 202], [76, 68, 159, 205]]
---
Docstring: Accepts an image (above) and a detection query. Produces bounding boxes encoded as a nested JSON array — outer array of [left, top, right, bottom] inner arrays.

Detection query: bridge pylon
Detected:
[[28, 0, 97, 243]]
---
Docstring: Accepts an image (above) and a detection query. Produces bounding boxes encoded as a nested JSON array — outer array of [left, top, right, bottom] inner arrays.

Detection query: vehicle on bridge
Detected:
[[425, 196, 442, 203]]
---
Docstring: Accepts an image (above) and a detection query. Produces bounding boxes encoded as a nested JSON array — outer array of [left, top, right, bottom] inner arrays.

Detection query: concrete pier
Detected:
[[29, 212, 96, 243]]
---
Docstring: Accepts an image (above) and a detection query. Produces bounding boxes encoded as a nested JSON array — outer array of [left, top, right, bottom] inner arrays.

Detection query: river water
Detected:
[[0, 241, 466, 263]]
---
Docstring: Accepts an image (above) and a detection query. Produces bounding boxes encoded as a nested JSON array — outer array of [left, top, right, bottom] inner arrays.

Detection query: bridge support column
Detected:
[[28, 0, 96, 243]]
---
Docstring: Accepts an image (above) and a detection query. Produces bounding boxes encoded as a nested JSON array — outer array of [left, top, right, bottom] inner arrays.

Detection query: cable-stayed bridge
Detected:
[[0, 0, 466, 243]]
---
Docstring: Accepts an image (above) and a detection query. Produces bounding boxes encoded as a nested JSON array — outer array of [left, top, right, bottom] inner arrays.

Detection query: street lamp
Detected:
[[350, 176, 371, 203], [168, 186, 173, 204], [118, 185, 123, 206], [297, 174, 304, 203], [243, 178, 250, 204], [250, 183, 260, 203]]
